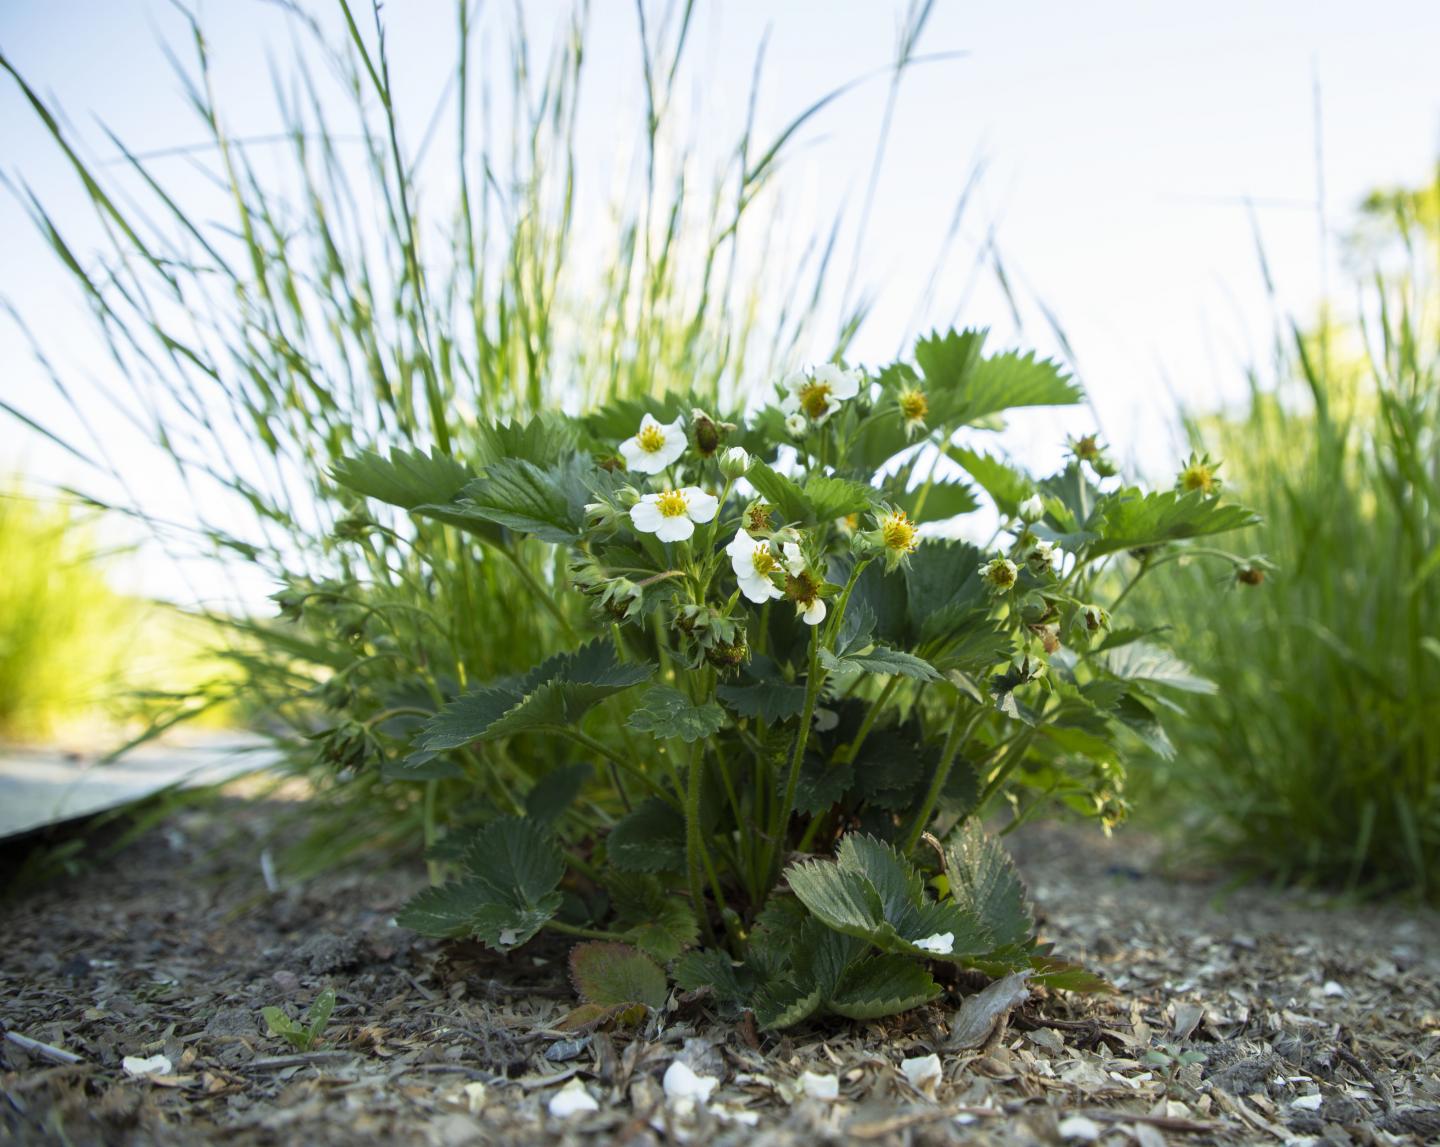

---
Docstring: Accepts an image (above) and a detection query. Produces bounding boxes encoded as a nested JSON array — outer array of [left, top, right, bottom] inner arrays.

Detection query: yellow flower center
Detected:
[[898, 388, 928, 424], [655, 489, 689, 518], [750, 544, 777, 575], [1179, 464, 1216, 494], [881, 510, 919, 553], [798, 381, 833, 419], [637, 424, 667, 453]]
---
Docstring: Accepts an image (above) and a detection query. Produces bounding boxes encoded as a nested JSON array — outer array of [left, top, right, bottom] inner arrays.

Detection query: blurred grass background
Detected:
[[0, 484, 239, 744], [1135, 171, 1440, 899]]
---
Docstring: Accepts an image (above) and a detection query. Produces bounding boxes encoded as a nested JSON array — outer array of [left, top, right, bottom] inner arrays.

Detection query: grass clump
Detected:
[[1138, 173, 1440, 899], [0, 1, 959, 863]]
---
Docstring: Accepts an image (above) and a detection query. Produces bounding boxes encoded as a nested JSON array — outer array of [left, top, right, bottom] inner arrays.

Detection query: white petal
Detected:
[[726, 527, 756, 559], [913, 931, 954, 954], [638, 412, 663, 434], [780, 392, 801, 415], [782, 370, 807, 395], [630, 501, 664, 532], [738, 572, 780, 603], [832, 368, 862, 400], [627, 450, 670, 475], [683, 487, 718, 523], [663, 1061, 719, 1103], [782, 542, 806, 574], [123, 1054, 173, 1077], [618, 437, 643, 466], [655, 435, 687, 469], [900, 1053, 942, 1090], [801, 598, 827, 626], [548, 1078, 599, 1118], [800, 1071, 839, 1100], [655, 515, 696, 543]]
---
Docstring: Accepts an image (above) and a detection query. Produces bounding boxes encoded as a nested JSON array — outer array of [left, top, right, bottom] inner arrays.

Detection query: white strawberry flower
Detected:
[[781, 363, 863, 425], [629, 486, 718, 543], [619, 413, 686, 474], [726, 528, 784, 603]]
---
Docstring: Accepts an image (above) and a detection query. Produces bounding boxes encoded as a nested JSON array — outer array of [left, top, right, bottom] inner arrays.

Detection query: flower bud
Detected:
[[785, 413, 808, 437], [691, 409, 722, 457], [719, 446, 751, 479], [1018, 494, 1044, 523]]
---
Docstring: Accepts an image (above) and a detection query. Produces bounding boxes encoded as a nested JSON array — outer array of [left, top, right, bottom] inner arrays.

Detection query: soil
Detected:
[[2, 797, 1437, 1146]]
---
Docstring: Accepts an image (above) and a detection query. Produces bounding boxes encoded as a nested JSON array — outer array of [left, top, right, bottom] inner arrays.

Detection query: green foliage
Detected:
[[1136, 182, 1440, 898], [262, 989, 336, 1052], [2, 2, 1260, 1026], [627, 687, 727, 743], [396, 817, 564, 950]]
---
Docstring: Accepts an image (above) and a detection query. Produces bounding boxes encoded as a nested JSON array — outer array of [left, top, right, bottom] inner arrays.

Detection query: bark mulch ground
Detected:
[[1, 797, 1436, 1146]]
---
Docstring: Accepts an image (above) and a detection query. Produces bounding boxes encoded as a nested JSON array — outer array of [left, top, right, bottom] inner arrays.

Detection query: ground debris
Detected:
[[2, 804, 1436, 1145]]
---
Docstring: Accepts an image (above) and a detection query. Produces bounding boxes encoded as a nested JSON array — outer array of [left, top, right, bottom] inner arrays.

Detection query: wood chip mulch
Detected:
[[1, 797, 1437, 1146]]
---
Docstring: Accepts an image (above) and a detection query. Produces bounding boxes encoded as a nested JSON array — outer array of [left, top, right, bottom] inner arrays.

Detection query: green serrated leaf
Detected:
[[943, 821, 1034, 951], [330, 447, 473, 510], [827, 954, 942, 1020], [824, 644, 940, 681], [949, 447, 1032, 519], [606, 797, 687, 873], [450, 456, 599, 543], [932, 344, 1083, 427], [672, 948, 750, 1007], [1089, 487, 1261, 558], [785, 860, 886, 937], [474, 414, 578, 469], [716, 658, 807, 720], [397, 817, 566, 951], [752, 979, 825, 1030], [803, 474, 876, 522], [607, 874, 699, 961], [836, 835, 926, 923], [524, 762, 592, 824], [394, 878, 496, 939], [415, 641, 654, 750], [745, 459, 811, 525], [569, 942, 668, 1009], [1104, 642, 1217, 694], [627, 685, 727, 743]]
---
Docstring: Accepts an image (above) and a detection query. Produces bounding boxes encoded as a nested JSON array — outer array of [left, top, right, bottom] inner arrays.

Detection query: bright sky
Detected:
[[3, 1, 1438, 606]]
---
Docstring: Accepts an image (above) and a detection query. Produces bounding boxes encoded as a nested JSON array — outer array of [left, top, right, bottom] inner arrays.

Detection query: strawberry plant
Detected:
[[323, 327, 1257, 1026]]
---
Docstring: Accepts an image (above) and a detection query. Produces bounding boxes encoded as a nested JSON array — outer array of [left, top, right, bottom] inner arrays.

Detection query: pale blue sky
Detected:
[[3, 1, 1438, 604]]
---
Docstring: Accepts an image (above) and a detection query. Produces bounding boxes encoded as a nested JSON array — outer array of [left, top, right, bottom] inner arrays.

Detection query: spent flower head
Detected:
[[1069, 433, 1118, 478], [620, 413, 686, 474], [979, 556, 1019, 594], [629, 486, 718, 542]]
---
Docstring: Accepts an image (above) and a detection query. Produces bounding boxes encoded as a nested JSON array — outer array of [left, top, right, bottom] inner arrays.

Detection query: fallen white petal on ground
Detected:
[[1058, 1114, 1102, 1140], [122, 1054, 173, 1077], [900, 1052, 942, 1091], [547, 1078, 599, 1118], [663, 1060, 719, 1104], [799, 1070, 839, 1100]]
